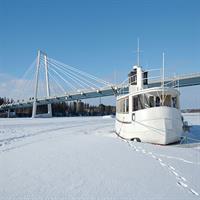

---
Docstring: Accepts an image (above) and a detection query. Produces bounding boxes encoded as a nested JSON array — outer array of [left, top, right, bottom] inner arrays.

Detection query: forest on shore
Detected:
[[0, 97, 116, 118]]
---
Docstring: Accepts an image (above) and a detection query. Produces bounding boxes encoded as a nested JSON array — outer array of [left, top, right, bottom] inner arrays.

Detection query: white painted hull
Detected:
[[115, 107, 183, 145]]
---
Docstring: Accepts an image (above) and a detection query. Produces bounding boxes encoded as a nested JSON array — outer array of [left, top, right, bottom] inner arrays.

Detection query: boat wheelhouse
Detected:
[[115, 65, 183, 145]]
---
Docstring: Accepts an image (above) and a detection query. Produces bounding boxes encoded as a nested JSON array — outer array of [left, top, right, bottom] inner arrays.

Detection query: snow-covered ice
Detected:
[[0, 114, 200, 199]]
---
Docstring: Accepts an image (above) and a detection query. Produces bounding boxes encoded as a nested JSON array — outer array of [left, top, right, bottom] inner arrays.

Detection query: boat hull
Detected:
[[115, 107, 183, 145]]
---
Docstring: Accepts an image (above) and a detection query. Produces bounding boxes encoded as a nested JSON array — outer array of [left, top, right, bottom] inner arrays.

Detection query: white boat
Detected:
[[115, 54, 183, 145]]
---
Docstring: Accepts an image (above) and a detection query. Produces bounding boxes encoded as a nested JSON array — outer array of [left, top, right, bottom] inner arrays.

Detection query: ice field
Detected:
[[0, 114, 200, 199]]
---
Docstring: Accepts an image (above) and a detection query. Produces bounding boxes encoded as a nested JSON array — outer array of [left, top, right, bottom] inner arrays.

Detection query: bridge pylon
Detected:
[[32, 50, 52, 118]]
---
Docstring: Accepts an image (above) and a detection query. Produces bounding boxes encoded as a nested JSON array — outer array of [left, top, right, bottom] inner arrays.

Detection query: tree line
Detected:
[[0, 97, 116, 117], [0, 97, 14, 105]]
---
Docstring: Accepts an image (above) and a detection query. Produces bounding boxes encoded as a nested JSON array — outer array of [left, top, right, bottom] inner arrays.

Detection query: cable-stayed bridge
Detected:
[[0, 50, 200, 117]]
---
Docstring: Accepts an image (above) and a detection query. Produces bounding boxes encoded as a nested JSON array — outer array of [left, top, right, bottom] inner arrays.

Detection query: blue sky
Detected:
[[0, 0, 200, 108]]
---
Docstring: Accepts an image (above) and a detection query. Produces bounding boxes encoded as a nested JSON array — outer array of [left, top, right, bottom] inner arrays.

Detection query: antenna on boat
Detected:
[[137, 38, 140, 66], [162, 52, 165, 105], [162, 52, 165, 86]]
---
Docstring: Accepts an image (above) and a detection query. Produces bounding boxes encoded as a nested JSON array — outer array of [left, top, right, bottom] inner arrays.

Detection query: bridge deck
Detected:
[[0, 73, 200, 111]]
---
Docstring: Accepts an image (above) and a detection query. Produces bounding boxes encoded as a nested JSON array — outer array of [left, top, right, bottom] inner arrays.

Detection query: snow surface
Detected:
[[0, 114, 200, 199]]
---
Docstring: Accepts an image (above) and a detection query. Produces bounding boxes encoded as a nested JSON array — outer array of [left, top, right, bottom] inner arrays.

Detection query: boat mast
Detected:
[[162, 52, 165, 105], [137, 38, 140, 66]]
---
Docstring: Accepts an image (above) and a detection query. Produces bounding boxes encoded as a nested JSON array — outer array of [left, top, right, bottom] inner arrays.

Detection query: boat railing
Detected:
[[118, 68, 180, 95]]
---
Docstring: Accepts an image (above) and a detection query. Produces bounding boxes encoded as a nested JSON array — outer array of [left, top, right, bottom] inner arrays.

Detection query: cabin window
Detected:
[[116, 97, 129, 113], [133, 96, 139, 111], [156, 97, 160, 107], [133, 95, 146, 111], [143, 94, 150, 108], [143, 71, 148, 85], [120, 100, 123, 113], [172, 97, 177, 108], [149, 96, 154, 107], [122, 100, 125, 113], [138, 95, 145, 110], [164, 95, 171, 107], [128, 69, 137, 85], [125, 98, 129, 113]]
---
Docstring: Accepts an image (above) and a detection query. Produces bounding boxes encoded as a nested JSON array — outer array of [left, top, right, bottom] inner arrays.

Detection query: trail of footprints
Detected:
[[123, 140, 199, 197]]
